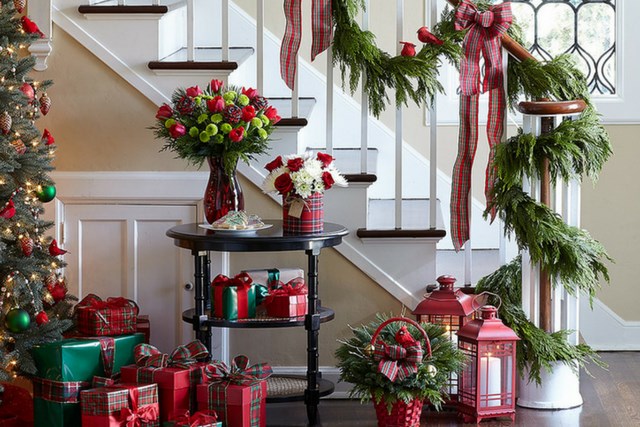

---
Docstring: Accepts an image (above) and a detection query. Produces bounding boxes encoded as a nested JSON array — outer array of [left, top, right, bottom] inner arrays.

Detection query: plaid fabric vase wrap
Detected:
[[283, 192, 324, 234], [450, 0, 512, 251], [76, 293, 139, 336], [120, 341, 208, 423], [80, 383, 160, 427]]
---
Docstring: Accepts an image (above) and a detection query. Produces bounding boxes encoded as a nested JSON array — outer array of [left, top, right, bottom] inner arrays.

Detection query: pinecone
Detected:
[[251, 95, 269, 111], [223, 105, 242, 124], [175, 96, 195, 115], [13, 0, 26, 13], [20, 234, 34, 256], [39, 93, 52, 116], [0, 111, 12, 134]]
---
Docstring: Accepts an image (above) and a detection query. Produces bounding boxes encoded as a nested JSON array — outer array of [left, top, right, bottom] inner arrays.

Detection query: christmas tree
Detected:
[[0, 0, 75, 382]]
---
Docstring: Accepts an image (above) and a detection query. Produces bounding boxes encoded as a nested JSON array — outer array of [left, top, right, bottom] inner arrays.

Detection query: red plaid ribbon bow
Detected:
[[174, 410, 219, 427], [116, 385, 159, 427], [265, 277, 306, 304], [204, 355, 272, 385], [77, 294, 138, 311], [450, 1, 512, 251], [280, 0, 333, 89], [373, 341, 423, 382], [134, 340, 208, 369]]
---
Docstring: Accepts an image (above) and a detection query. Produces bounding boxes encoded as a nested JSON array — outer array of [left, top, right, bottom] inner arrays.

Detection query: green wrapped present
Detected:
[[210, 273, 268, 320], [31, 333, 144, 427]]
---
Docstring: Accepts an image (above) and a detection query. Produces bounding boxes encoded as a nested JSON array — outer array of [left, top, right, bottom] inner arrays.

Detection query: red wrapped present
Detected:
[[210, 273, 268, 320], [196, 356, 271, 427], [0, 382, 33, 427], [0, 416, 17, 427], [136, 315, 151, 344], [120, 341, 208, 423], [265, 278, 308, 318], [241, 268, 305, 290], [80, 383, 159, 426], [76, 294, 139, 336], [164, 410, 221, 426]]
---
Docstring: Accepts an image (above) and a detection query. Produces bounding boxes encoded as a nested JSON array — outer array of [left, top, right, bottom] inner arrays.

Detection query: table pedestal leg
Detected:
[[305, 248, 321, 425], [193, 250, 212, 357]]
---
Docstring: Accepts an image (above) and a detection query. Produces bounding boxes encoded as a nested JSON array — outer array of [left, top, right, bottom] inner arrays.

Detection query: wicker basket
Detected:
[[369, 317, 432, 427]]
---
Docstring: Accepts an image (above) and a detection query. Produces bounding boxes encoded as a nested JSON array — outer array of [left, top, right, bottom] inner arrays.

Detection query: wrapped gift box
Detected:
[[137, 314, 151, 344], [241, 268, 304, 290], [30, 333, 144, 427], [76, 294, 139, 336], [264, 278, 308, 318], [80, 383, 159, 426], [162, 410, 221, 427], [196, 381, 266, 427], [210, 273, 268, 320]]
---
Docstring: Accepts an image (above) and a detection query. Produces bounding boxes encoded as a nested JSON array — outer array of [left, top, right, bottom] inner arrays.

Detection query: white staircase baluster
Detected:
[[464, 195, 472, 285], [360, 0, 369, 173], [257, 0, 265, 94], [187, 0, 195, 62], [292, 61, 299, 118], [222, 0, 229, 62], [428, 0, 437, 230], [395, 0, 404, 230], [326, 46, 334, 156]]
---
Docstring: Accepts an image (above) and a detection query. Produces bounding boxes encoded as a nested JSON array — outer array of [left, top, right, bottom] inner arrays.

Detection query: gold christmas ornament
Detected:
[[363, 344, 375, 357], [426, 364, 438, 377]]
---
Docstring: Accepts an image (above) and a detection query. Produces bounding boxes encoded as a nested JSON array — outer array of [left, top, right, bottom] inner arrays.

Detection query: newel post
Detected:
[[27, 0, 53, 71]]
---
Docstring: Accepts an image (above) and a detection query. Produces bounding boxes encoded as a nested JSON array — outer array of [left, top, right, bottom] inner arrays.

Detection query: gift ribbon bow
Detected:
[[175, 410, 219, 427], [280, 0, 333, 89], [265, 277, 307, 305], [77, 293, 139, 314], [204, 355, 272, 385], [373, 341, 423, 382], [455, 0, 512, 95], [116, 386, 159, 427], [134, 340, 208, 369]]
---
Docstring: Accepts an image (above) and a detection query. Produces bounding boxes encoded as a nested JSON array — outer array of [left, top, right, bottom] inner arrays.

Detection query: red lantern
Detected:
[[412, 275, 474, 401], [456, 305, 520, 424]]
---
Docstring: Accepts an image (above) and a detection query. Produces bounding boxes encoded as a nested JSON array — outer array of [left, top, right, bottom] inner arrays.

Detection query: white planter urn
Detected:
[[517, 361, 583, 409]]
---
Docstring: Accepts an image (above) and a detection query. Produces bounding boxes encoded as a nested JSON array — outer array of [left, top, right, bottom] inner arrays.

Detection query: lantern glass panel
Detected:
[[458, 340, 477, 407], [478, 342, 515, 408]]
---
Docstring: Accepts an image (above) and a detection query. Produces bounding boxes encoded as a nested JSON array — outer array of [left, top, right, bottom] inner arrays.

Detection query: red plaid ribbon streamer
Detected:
[[280, 0, 333, 90], [372, 341, 423, 382], [33, 377, 90, 403], [450, 0, 511, 251], [134, 340, 208, 370], [76, 293, 139, 336]]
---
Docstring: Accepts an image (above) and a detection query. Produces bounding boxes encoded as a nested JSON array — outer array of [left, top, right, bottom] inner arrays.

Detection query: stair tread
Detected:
[[79, 0, 186, 14], [267, 98, 315, 122], [304, 147, 378, 175], [357, 228, 446, 239], [154, 47, 254, 64]]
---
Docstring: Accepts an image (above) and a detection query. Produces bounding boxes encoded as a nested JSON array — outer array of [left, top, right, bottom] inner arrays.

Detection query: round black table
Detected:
[[166, 220, 348, 425]]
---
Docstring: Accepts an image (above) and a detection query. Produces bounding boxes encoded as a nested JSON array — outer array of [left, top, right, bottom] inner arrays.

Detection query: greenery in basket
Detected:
[[335, 314, 465, 412], [152, 79, 280, 175]]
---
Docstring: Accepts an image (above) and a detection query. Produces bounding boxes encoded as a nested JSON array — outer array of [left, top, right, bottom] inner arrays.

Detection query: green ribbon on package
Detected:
[[210, 273, 268, 320]]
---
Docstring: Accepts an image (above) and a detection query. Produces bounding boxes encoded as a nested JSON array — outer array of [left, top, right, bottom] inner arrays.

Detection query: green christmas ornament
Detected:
[[36, 185, 56, 202], [5, 308, 31, 333]]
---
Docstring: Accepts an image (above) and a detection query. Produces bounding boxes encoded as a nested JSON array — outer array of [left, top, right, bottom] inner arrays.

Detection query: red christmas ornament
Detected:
[[13, 0, 26, 13], [21, 16, 44, 37], [0, 111, 12, 134], [48, 239, 67, 256], [400, 42, 417, 57], [11, 139, 26, 155], [49, 283, 67, 303], [0, 199, 15, 219], [19, 82, 35, 100], [39, 93, 51, 115], [36, 311, 49, 325], [42, 128, 55, 145], [417, 26, 443, 45], [19, 234, 34, 256]]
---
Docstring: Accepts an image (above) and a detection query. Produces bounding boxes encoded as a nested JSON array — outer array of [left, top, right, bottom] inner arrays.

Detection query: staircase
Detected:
[[46, 0, 504, 307]]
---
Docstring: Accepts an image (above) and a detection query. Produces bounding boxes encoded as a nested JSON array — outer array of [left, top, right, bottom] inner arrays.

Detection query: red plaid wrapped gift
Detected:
[[283, 192, 323, 234], [196, 356, 272, 427], [137, 315, 151, 344], [120, 341, 208, 423], [80, 383, 159, 427], [76, 294, 139, 336], [163, 410, 221, 427], [265, 278, 308, 318]]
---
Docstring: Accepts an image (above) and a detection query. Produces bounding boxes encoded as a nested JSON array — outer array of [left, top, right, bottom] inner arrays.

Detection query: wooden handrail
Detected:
[[517, 100, 587, 116], [446, 0, 536, 62]]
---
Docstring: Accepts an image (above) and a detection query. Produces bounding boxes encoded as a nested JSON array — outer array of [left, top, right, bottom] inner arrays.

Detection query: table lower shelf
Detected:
[[182, 307, 335, 328], [266, 375, 335, 403]]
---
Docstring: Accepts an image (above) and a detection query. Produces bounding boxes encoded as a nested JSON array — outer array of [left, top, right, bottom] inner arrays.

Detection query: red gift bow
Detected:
[[104, 384, 158, 427], [211, 273, 253, 319], [265, 277, 307, 305], [134, 340, 208, 369], [175, 410, 219, 427], [204, 355, 272, 386], [454, 0, 512, 96], [372, 341, 424, 383], [76, 293, 139, 314]]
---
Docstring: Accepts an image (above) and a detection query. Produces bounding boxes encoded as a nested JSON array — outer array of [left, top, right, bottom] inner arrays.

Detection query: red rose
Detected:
[[274, 173, 294, 195], [241, 105, 256, 122], [186, 85, 202, 97], [229, 127, 245, 142], [155, 104, 173, 120], [265, 155, 283, 172], [242, 87, 259, 100], [264, 106, 281, 124], [317, 152, 334, 167], [211, 79, 224, 93], [322, 171, 335, 190], [207, 96, 225, 113], [169, 123, 186, 138], [287, 157, 304, 172]]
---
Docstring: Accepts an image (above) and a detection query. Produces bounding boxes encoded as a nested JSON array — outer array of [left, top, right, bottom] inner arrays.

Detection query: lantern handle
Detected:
[[369, 317, 432, 358], [471, 291, 502, 312]]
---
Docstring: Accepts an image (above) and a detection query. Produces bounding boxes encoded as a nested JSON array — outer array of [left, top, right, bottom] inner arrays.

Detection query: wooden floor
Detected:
[[266, 352, 640, 426]]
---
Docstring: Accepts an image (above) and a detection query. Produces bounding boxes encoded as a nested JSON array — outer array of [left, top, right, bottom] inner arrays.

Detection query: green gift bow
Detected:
[[134, 340, 208, 369]]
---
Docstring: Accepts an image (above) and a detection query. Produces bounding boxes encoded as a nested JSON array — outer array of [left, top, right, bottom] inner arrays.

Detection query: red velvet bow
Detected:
[[265, 278, 307, 305], [175, 410, 219, 427], [77, 293, 139, 313], [211, 272, 253, 290], [120, 404, 158, 427]]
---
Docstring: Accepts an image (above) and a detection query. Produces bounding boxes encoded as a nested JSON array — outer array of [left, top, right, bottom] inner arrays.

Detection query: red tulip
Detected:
[[264, 106, 281, 124], [400, 41, 416, 57], [229, 127, 245, 142], [207, 96, 225, 113], [241, 105, 256, 122], [169, 123, 186, 138], [242, 87, 259, 100], [317, 152, 334, 167], [210, 79, 224, 93], [155, 104, 173, 120], [417, 26, 443, 45], [186, 86, 202, 97], [265, 156, 283, 172]]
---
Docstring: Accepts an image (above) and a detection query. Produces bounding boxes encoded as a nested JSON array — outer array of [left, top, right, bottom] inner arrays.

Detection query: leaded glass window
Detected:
[[510, 0, 616, 95]]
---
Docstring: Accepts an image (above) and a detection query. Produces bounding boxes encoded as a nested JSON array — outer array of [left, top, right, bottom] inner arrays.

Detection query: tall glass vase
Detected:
[[203, 156, 244, 224]]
